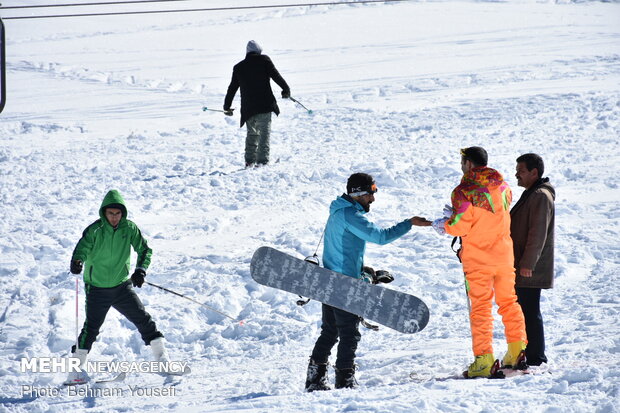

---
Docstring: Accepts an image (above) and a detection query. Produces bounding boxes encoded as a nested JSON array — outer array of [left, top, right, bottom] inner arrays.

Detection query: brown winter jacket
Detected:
[[510, 178, 555, 289]]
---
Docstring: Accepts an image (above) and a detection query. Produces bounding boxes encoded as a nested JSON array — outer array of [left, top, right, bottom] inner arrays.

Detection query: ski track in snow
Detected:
[[1, 1, 619, 412]]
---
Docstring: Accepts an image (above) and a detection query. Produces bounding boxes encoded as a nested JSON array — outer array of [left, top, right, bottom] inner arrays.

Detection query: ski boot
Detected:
[[305, 358, 331, 392], [63, 348, 90, 385], [150, 338, 189, 375], [501, 341, 528, 370], [335, 366, 359, 389], [150, 337, 170, 363], [463, 353, 504, 379]]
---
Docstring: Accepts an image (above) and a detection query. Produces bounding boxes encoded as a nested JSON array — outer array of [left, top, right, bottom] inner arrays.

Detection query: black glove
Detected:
[[223, 108, 234, 116], [374, 270, 394, 284], [281, 90, 290, 99], [362, 267, 394, 284], [362, 266, 375, 276], [70, 260, 83, 275], [131, 268, 146, 288]]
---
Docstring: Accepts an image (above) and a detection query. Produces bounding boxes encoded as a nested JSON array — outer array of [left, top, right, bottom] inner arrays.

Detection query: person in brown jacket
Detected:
[[511, 153, 555, 366]]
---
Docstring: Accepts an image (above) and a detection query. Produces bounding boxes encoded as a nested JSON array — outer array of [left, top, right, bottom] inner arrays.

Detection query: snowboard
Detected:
[[250, 246, 430, 334]]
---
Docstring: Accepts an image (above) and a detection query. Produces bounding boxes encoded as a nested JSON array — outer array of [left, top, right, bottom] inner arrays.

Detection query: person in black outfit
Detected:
[[223, 40, 290, 167]]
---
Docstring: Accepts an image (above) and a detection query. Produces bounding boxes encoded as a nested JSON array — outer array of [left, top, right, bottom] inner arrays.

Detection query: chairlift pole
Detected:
[[0, 17, 6, 113]]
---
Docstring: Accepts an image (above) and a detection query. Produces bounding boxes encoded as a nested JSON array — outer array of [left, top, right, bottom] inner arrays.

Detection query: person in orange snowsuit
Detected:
[[431, 147, 527, 378]]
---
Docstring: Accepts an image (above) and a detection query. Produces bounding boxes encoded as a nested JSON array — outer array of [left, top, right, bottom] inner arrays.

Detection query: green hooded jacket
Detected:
[[72, 190, 152, 288]]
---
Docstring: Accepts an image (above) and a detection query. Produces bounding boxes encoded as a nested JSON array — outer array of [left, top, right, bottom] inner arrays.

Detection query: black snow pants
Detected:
[[74, 280, 163, 352], [310, 304, 361, 369], [516, 287, 548, 366]]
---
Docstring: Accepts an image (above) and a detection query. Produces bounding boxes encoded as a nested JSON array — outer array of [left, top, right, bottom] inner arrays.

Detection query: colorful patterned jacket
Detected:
[[444, 166, 514, 272]]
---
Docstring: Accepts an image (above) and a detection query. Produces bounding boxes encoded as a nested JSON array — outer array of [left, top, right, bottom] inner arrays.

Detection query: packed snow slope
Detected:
[[1, 1, 619, 412]]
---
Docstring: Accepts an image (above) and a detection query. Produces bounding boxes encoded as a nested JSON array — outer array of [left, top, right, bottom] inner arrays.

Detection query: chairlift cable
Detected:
[[0, 0, 193, 10], [1, 0, 410, 20]]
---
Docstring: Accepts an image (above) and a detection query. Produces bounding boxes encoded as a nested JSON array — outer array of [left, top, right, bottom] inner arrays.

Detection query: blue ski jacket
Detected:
[[322, 194, 412, 278]]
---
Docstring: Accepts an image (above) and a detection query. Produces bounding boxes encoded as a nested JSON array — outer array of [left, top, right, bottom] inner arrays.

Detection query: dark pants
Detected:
[[516, 287, 547, 365], [74, 280, 163, 352], [245, 112, 271, 165], [310, 304, 361, 370]]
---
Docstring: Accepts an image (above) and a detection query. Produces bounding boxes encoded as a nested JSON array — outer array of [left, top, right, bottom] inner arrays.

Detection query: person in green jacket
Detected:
[[65, 190, 168, 385]]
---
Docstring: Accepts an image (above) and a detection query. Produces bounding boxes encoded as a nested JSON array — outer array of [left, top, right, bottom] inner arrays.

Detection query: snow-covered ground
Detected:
[[1, 0, 619, 412]]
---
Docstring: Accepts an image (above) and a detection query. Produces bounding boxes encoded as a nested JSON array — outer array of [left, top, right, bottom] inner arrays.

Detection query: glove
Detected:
[[70, 260, 83, 275], [131, 268, 146, 288], [360, 266, 375, 283], [374, 270, 394, 284], [224, 109, 234, 116], [361, 267, 394, 284], [281, 90, 290, 99], [432, 217, 448, 235], [443, 204, 454, 218]]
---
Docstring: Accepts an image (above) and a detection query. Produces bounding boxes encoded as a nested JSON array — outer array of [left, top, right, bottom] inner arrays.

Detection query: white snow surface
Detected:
[[1, 0, 619, 412]]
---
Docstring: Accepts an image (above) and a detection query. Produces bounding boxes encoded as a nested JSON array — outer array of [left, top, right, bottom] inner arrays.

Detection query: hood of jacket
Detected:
[[330, 194, 364, 215], [462, 166, 505, 189], [538, 179, 556, 200], [99, 190, 128, 226], [454, 166, 508, 214]]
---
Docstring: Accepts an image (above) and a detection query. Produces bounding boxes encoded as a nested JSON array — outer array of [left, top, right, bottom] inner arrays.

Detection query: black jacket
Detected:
[[224, 53, 290, 127]]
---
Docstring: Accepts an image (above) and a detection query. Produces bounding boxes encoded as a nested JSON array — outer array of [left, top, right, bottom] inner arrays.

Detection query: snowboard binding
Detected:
[[297, 255, 321, 306]]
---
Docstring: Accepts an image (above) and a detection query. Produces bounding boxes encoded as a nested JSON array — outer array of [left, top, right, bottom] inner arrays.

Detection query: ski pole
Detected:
[[145, 281, 243, 324], [75, 274, 79, 346], [289, 97, 313, 114], [202, 106, 233, 114]]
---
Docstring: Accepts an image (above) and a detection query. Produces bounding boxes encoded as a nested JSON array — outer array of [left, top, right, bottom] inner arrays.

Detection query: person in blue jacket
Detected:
[[305, 173, 431, 392]]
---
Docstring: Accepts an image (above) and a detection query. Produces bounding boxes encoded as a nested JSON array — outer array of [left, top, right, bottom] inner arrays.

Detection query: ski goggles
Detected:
[[349, 183, 378, 197]]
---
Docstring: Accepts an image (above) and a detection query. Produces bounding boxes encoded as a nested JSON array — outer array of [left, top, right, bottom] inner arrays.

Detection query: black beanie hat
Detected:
[[460, 146, 488, 166], [347, 173, 377, 196]]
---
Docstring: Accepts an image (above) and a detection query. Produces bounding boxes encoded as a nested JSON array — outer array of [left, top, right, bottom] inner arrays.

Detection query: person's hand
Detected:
[[374, 270, 394, 284], [70, 260, 83, 275], [362, 267, 394, 284], [361, 266, 375, 283], [281, 90, 290, 99], [224, 109, 234, 116], [431, 217, 448, 235], [519, 268, 533, 277], [131, 269, 146, 288], [411, 216, 432, 226], [443, 204, 454, 218]]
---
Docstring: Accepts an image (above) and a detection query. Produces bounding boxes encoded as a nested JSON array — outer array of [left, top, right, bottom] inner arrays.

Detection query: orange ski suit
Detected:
[[444, 166, 527, 356]]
